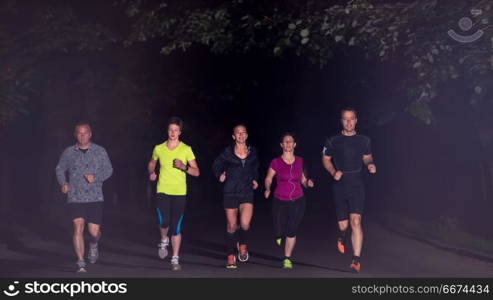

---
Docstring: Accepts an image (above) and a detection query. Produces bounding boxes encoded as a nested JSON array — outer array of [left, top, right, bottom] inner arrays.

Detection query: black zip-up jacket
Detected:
[[212, 145, 259, 197]]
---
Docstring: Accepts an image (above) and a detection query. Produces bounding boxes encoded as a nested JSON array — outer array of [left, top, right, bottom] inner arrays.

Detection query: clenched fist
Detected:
[[173, 159, 186, 171], [61, 184, 70, 194], [333, 171, 343, 181], [149, 172, 157, 181], [307, 179, 315, 188], [252, 180, 258, 190], [219, 172, 226, 183]]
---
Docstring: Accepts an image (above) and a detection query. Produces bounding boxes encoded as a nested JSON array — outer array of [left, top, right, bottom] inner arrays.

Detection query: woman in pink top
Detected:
[[264, 132, 314, 269]]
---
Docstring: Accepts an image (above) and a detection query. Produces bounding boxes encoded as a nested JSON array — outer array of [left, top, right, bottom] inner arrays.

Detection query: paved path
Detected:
[[1, 202, 492, 278]]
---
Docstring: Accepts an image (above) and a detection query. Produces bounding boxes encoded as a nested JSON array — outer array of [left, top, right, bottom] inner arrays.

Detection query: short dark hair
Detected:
[[341, 107, 357, 118], [233, 123, 247, 133], [168, 116, 184, 130], [280, 132, 296, 143]]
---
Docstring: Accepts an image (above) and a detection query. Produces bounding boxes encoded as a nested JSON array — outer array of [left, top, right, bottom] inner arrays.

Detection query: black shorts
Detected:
[[156, 193, 187, 236], [272, 196, 306, 238], [68, 202, 103, 225], [223, 194, 253, 209], [332, 174, 365, 221]]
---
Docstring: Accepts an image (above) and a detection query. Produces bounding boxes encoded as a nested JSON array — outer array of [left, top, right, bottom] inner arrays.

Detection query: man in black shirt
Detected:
[[322, 108, 376, 273]]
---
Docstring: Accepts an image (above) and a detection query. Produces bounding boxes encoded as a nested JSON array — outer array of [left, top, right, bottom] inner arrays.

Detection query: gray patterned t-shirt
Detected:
[[55, 143, 113, 203]]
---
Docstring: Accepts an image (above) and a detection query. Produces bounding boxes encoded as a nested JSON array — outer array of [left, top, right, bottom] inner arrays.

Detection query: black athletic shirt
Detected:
[[322, 134, 372, 173]]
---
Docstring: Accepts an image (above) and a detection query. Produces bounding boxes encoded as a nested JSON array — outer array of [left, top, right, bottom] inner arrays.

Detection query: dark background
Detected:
[[0, 0, 491, 247]]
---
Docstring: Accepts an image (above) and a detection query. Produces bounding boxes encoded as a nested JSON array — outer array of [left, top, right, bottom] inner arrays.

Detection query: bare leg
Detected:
[[73, 218, 85, 261], [159, 227, 169, 240], [350, 213, 363, 257], [239, 203, 253, 231], [284, 237, 296, 257], [338, 219, 349, 232], [225, 208, 238, 233], [87, 223, 101, 244], [171, 234, 181, 257]]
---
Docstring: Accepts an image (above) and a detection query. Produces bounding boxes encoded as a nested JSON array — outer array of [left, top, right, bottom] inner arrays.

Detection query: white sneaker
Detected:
[[76, 260, 87, 273], [88, 243, 99, 264], [158, 238, 169, 259], [171, 256, 181, 271]]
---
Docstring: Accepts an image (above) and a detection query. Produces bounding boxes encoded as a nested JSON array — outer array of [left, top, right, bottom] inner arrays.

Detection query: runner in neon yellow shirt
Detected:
[[152, 140, 195, 195], [147, 117, 200, 271]]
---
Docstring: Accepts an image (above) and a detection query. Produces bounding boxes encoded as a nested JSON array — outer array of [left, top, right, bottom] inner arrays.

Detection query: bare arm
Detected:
[[148, 159, 158, 181], [323, 155, 343, 180], [363, 154, 376, 173], [148, 159, 157, 175], [264, 167, 276, 198], [301, 171, 314, 188], [186, 159, 200, 177], [363, 154, 374, 166], [322, 155, 336, 177]]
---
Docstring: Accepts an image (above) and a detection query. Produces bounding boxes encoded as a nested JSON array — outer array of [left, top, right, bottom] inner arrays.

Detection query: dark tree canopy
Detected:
[[0, 1, 116, 127], [2, 0, 492, 128], [124, 0, 493, 124]]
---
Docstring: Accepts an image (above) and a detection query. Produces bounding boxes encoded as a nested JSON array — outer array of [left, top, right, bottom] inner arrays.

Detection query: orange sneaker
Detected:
[[337, 238, 345, 254], [349, 260, 361, 273], [237, 243, 249, 262], [226, 254, 237, 269]]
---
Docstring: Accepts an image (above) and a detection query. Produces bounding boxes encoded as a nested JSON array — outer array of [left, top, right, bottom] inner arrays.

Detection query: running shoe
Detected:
[[282, 258, 293, 269], [76, 260, 87, 273], [88, 243, 99, 264], [349, 260, 361, 273], [237, 243, 249, 262], [171, 256, 181, 271], [226, 254, 237, 269], [158, 238, 169, 259], [337, 238, 345, 254], [276, 238, 282, 246]]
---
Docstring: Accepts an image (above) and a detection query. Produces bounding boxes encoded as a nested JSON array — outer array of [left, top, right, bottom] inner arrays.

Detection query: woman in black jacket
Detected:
[[212, 124, 259, 269]]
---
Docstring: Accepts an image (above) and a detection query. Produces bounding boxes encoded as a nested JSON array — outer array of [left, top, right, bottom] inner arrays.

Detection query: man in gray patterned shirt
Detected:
[[56, 123, 113, 273]]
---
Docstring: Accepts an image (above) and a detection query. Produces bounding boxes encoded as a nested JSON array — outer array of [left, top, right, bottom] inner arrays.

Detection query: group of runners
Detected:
[[55, 108, 376, 274]]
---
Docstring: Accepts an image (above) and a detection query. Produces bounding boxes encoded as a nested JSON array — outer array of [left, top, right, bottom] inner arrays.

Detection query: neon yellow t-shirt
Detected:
[[152, 141, 196, 195]]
